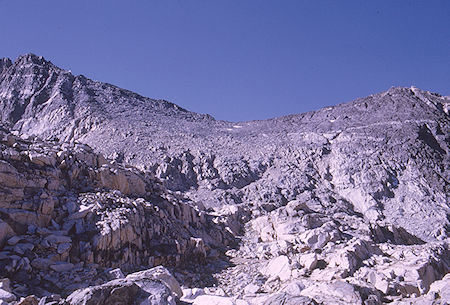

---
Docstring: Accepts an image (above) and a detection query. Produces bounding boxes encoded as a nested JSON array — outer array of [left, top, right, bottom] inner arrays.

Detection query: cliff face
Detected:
[[0, 54, 449, 304]]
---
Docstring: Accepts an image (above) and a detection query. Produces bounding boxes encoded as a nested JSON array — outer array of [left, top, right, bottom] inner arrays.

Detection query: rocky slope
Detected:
[[0, 53, 449, 304], [0, 125, 236, 302]]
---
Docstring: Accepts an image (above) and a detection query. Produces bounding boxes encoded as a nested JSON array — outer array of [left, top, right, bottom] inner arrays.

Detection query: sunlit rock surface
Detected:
[[0, 54, 448, 304]]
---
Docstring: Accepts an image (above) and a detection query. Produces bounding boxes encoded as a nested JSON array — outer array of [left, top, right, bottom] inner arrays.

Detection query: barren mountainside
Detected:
[[0, 53, 449, 304]]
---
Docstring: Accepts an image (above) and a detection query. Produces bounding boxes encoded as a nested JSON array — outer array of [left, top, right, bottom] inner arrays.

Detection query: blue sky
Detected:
[[1, 0, 449, 121]]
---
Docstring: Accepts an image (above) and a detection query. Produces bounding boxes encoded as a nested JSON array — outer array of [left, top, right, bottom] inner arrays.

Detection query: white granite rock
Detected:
[[261, 255, 291, 281]]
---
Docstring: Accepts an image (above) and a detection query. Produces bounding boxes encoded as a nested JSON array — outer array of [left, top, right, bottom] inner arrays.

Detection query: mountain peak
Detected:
[[14, 53, 49, 66]]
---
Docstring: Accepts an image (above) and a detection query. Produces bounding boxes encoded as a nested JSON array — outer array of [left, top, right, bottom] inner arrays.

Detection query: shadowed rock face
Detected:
[[0, 54, 449, 304]]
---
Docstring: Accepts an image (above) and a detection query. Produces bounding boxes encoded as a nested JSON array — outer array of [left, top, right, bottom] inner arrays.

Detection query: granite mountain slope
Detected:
[[1, 54, 448, 241], [0, 53, 449, 304]]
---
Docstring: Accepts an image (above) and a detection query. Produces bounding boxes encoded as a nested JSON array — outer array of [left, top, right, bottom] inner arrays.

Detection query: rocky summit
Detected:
[[0, 53, 448, 305]]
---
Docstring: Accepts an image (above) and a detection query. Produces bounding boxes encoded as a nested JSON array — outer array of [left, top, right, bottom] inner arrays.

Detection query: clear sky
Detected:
[[1, 0, 449, 121]]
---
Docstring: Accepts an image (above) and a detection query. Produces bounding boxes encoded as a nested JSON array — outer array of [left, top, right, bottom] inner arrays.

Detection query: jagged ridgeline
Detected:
[[0, 53, 449, 304]]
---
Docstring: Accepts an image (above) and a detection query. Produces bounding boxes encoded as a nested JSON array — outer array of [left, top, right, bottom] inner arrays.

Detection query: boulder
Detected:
[[7, 235, 22, 246], [299, 222, 340, 250], [299, 253, 318, 271], [31, 258, 52, 270], [243, 283, 260, 295], [0, 279, 11, 292], [126, 266, 182, 299], [281, 281, 306, 296], [16, 295, 39, 305], [261, 255, 291, 281], [181, 288, 206, 303], [274, 219, 307, 241], [367, 270, 390, 294], [427, 273, 450, 300], [301, 281, 363, 305], [377, 256, 441, 295], [65, 278, 175, 305], [0, 288, 16, 303], [0, 220, 14, 248]]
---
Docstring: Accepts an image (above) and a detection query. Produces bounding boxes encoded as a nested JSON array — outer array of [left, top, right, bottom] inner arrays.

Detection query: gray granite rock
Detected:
[[0, 54, 448, 304]]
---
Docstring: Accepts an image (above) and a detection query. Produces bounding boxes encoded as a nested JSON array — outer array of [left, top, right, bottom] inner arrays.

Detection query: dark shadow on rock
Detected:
[[370, 224, 426, 245], [418, 124, 445, 155]]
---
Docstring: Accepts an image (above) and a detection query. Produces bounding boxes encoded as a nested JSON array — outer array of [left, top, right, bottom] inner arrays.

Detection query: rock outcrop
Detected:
[[64, 266, 180, 305], [0, 125, 233, 303], [0, 54, 449, 304]]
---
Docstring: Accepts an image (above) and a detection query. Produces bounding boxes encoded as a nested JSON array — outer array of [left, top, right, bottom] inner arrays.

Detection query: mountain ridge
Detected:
[[0, 53, 212, 121], [2, 53, 448, 124]]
